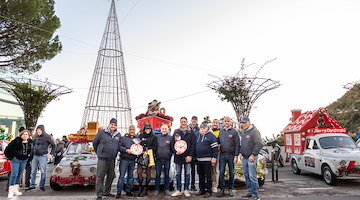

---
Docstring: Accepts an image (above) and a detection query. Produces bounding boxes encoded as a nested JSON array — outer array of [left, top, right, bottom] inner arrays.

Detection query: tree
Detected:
[[0, 0, 62, 73], [327, 82, 360, 134], [207, 58, 281, 123], [0, 77, 72, 128]]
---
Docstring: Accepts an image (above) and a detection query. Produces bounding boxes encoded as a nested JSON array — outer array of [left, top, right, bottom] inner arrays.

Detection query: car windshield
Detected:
[[66, 142, 94, 154], [319, 136, 357, 149]]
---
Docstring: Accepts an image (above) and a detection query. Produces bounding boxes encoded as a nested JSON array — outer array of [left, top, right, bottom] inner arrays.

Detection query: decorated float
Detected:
[[283, 108, 360, 185], [50, 122, 100, 190], [135, 99, 173, 134], [132, 100, 176, 189]]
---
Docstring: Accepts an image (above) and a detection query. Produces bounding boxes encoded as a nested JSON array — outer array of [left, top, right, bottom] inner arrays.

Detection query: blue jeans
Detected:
[[219, 154, 235, 190], [117, 159, 135, 193], [243, 156, 259, 196], [30, 155, 47, 188], [175, 163, 191, 191], [9, 158, 28, 186], [155, 160, 170, 191]]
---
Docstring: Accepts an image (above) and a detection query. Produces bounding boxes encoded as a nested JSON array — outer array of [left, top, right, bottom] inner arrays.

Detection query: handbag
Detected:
[[138, 152, 149, 167]]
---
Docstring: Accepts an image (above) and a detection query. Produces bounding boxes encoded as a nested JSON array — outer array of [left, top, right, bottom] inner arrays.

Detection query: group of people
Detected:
[[4, 125, 70, 199], [94, 115, 262, 200]]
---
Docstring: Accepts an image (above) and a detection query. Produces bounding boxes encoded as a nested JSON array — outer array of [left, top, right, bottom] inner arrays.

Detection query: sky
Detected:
[[2, 0, 360, 140]]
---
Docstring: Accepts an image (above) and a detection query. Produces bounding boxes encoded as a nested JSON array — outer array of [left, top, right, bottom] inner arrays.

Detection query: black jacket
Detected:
[[139, 130, 157, 154], [171, 128, 196, 164], [218, 127, 240, 156], [119, 135, 138, 161], [156, 133, 173, 161], [4, 137, 33, 160]]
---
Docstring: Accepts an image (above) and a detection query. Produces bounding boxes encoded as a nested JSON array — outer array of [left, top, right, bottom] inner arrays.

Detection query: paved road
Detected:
[[1, 163, 359, 200]]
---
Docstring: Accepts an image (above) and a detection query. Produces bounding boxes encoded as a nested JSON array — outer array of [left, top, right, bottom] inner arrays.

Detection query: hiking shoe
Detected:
[[103, 193, 115, 197], [204, 192, 211, 198], [229, 189, 234, 197], [243, 193, 252, 198], [184, 190, 191, 197], [171, 190, 182, 197], [40, 187, 45, 191], [216, 190, 225, 197], [115, 193, 121, 199], [126, 192, 134, 196], [195, 191, 205, 196]]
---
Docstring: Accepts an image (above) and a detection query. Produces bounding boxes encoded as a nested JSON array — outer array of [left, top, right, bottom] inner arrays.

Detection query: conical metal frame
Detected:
[[81, 0, 132, 135]]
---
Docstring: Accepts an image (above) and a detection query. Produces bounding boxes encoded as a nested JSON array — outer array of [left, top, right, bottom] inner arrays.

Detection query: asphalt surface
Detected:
[[1, 163, 360, 200]]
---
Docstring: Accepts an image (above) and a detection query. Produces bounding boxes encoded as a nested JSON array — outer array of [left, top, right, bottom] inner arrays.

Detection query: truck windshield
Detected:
[[319, 136, 357, 149]]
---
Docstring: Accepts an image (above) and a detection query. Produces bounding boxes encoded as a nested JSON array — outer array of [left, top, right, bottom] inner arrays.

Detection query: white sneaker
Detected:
[[171, 190, 182, 197], [184, 190, 191, 197], [212, 187, 218, 193]]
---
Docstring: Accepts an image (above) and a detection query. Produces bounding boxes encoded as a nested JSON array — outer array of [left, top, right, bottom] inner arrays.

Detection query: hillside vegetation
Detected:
[[327, 83, 360, 134]]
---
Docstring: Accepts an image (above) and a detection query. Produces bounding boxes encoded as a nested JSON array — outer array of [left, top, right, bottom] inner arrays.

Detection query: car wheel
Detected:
[[50, 180, 64, 191], [258, 177, 265, 187], [322, 166, 336, 186], [291, 159, 301, 174]]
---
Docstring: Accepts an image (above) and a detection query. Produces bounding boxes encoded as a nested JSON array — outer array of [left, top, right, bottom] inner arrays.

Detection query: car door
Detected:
[[302, 138, 321, 173]]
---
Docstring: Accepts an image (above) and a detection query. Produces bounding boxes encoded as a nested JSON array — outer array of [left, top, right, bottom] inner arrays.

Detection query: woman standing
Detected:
[[54, 138, 65, 165], [5, 129, 33, 199], [137, 124, 157, 197]]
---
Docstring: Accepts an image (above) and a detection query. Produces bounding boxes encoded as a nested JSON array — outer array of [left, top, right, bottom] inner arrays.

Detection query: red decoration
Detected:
[[51, 175, 96, 185], [68, 138, 91, 143]]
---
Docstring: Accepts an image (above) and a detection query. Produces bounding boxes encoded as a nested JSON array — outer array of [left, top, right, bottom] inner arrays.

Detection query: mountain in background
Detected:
[[327, 83, 360, 134]]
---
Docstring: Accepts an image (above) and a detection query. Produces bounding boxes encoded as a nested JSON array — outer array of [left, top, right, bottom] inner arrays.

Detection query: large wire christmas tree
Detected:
[[81, 0, 132, 134]]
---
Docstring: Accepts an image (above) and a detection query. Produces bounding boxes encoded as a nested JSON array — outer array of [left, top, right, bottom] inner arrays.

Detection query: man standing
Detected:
[[195, 122, 218, 198], [116, 125, 137, 199], [240, 117, 263, 200], [93, 118, 121, 200], [188, 115, 199, 191], [217, 116, 240, 198], [171, 117, 196, 197], [211, 119, 220, 193], [154, 124, 173, 196], [27, 125, 55, 191]]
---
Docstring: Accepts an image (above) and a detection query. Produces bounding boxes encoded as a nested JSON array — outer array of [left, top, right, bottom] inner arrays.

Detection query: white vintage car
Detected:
[[291, 133, 360, 185], [50, 141, 97, 190]]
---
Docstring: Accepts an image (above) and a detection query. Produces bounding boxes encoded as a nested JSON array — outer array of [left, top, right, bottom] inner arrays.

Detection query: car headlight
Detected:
[[339, 160, 346, 166], [90, 167, 96, 173], [54, 167, 62, 174]]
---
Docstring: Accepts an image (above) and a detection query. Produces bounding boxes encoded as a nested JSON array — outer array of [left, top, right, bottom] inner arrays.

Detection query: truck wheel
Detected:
[[322, 166, 336, 186], [291, 159, 301, 174], [50, 180, 64, 191]]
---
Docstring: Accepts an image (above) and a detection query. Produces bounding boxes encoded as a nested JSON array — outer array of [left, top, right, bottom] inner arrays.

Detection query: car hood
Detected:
[[58, 154, 98, 166], [322, 148, 360, 160]]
